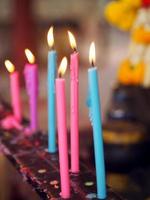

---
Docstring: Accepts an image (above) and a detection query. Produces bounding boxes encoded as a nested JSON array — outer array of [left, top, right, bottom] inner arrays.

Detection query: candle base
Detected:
[[1, 115, 23, 130]]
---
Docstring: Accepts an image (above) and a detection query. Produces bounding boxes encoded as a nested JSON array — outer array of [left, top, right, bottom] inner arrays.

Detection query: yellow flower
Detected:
[[122, 0, 141, 8], [104, 2, 124, 25], [118, 11, 136, 31], [104, 0, 141, 31]]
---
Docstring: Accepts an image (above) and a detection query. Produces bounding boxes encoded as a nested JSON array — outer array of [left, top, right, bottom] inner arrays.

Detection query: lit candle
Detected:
[[56, 57, 70, 199], [47, 26, 57, 153], [4, 60, 22, 122], [87, 42, 106, 199], [24, 49, 38, 133], [68, 31, 79, 173]]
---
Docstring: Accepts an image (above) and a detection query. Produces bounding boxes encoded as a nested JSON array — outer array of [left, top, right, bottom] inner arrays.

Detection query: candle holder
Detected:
[[0, 130, 124, 200], [0, 100, 124, 200]]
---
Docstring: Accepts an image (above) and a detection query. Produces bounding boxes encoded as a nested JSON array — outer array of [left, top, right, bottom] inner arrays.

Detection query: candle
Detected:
[[47, 27, 57, 153], [68, 31, 79, 173], [24, 49, 38, 132], [4, 60, 22, 122], [56, 57, 70, 199], [87, 42, 106, 199]]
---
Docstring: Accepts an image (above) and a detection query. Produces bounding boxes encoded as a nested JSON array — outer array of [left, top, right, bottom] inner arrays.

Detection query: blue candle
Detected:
[[47, 27, 57, 153], [87, 42, 106, 199]]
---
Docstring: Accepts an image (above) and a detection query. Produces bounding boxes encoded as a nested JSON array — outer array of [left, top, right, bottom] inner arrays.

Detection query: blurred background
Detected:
[[0, 0, 129, 130], [2, 0, 149, 200]]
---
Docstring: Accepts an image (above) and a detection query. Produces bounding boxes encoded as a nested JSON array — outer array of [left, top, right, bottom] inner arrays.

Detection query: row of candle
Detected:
[[3, 49, 37, 133], [3, 27, 106, 199]]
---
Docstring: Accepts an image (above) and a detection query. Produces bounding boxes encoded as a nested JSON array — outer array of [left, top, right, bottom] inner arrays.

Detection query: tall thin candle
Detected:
[[24, 49, 38, 133], [87, 42, 106, 199], [56, 57, 70, 199], [47, 27, 57, 153], [68, 31, 79, 173], [4, 60, 22, 122]]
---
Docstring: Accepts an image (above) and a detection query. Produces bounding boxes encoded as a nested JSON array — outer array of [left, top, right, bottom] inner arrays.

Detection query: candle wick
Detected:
[[91, 61, 95, 67], [73, 47, 77, 53], [58, 72, 62, 78], [51, 45, 55, 51]]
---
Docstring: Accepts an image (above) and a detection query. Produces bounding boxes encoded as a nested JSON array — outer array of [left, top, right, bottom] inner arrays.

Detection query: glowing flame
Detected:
[[47, 26, 54, 48], [5, 60, 15, 73], [25, 49, 35, 64], [89, 42, 96, 66], [68, 31, 77, 51], [58, 57, 67, 77]]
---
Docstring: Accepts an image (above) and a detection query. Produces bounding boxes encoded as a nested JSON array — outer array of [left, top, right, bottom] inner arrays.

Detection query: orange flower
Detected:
[[132, 27, 150, 43], [118, 59, 144, 85]]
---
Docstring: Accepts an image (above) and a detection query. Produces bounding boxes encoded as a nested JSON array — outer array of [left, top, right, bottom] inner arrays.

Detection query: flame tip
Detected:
[[89, 42, 96, 65], [68, 31, 77, 50], [48, 26, 53, 32], [4, 59, 15, 73], [25, 49, 35, 64], [47, 26, 54, 48], [58, 57, 68, 77]]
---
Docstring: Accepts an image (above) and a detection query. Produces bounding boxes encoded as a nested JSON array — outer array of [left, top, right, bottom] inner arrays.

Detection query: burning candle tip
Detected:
[[89, 42, 96, 67], [25, 49, 35, 64], [4, 60, 15, 73], [68, 31, 77, 52], [47, 26, 54, 49], [58, 57, 67, 78]]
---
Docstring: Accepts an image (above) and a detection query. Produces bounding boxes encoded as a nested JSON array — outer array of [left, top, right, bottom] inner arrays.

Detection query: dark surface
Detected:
[[0, 130, 123, 200]]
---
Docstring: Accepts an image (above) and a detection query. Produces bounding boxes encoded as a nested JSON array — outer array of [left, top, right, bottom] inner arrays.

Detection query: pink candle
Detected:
[[56, 57, 70, 199], [4, 60, 22, 122], [24, 49, 38, 133], [10, 72, 22, 122], [68, 31, 79, 173]]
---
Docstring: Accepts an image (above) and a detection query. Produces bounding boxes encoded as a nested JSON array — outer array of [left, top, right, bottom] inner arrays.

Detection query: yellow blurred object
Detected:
[[122, 0, 141, 8], [104, 2, 124, 25], [118, 59, 144, 85], [118, 11, 136, 31], [104, 0, 141, 31], [118, 60, 131, 84], [133, 62, 144, 84], [132, 27, 150, 43]]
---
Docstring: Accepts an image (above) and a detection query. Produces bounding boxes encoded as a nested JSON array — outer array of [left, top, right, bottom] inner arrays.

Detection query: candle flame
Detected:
[[58, 57, 67, 77], [68, 31, 77, 51], [47, 26, 54, 48], [25, 49, 35, 64], [89, 42, 96, 66], [4, 60, 15, 73]]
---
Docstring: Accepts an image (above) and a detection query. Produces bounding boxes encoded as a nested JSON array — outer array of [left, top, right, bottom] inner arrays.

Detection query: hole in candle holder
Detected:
[[86, 193, 97, 199], [84, 181, 94, 187], [38, 169, 47, 174], [50, 180, 59, 185]]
